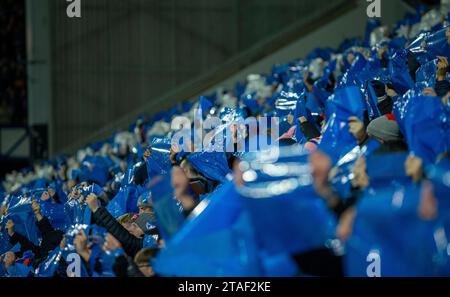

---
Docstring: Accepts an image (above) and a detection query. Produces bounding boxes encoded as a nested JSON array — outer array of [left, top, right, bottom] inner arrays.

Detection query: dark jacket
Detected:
[[9, 216, 64, 262], [300, 121, 321, 140], [112, 254, 145, 277], [91, 207, 143, 257], [377, 96, 393, 115], [435, 80, 450, 97]]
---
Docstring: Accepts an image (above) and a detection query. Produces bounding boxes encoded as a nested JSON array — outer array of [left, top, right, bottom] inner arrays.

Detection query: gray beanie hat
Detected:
[[366, 116, 402, 142], [134, 212, 157, 235]]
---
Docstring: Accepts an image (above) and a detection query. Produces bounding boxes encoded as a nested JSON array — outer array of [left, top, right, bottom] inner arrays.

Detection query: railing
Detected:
[[58, 0, 357, 155]]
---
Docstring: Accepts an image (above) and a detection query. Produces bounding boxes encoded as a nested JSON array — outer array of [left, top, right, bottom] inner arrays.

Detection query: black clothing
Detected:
[[377, 96, 393, 115], [407, 51, 420, 81], [435, 79, 450, 97], [300, 121, 321, 140], [133, 162, 148, 186], [292, 248, 343, 277], [91, 207, 143, 257], [112, 254, 145, 277], [9, 216, 64, 262]]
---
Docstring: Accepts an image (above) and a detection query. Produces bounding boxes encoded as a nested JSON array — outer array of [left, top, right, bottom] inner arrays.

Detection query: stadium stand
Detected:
[[1, 1, 450, 277]]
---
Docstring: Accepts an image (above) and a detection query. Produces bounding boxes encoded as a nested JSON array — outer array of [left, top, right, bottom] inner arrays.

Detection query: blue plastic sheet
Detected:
[[408, 27, 450, 65], [242, 93, 261, 115], [365, 152, 410, 187], [2, 193, 39, 245], [151, 176, 184, 240], [63, 199, 87, 226], [388, 50, 415, 94], [106, 185, 139, 218], [426, 158, 450, 207], [34, 246, 63, 277], [345, 182, 436, 276], [5, 262, 33, 277], [275, 83, 302, 116], [0, 230, 13, 256], [40, 199, 66, 231], [187, 152, 232, 184], [319, 86, 365, 163], [414, 59, 437, 92], [331, 139, 381, 200], [80, 156, 110, 186], [144, 137, 172, 176], [153, 181, 263, 276], [403, 95, 450, 164], [339, 53, 367, 87], [366, 81, 382, 119], [237, 146, 336, 255]]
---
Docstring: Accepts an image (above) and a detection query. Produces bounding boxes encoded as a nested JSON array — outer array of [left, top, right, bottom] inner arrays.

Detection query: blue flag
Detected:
[[237, 146, 336, 255], [106, 185, 139, 218], [345, 182, 436, 276], [153, 181, 263, 276], [319, 86, 365, 163], [403, 95, 450, 164]]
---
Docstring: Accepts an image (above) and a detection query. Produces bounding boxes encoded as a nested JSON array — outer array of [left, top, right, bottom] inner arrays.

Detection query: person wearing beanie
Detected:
[[131, 212, 158, 237], [349, 114, 405, 149], [366, 115, 403, 143], [86, 193, 159, 257], [137, 191, 153, 214]]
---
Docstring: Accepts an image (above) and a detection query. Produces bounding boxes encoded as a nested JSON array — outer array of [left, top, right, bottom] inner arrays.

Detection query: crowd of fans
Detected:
[[0, 0, 27, 125], [1, 3, 450, 277]]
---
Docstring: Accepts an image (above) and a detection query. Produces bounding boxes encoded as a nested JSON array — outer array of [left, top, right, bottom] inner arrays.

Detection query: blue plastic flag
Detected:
[[40, 199, 66, 231], [408, 27, 450, 65], [414, 59, 437, 92], [106, 185, 139, 218], [331, 139, 381, 200], [145, 139, 172, 176], [345, 182, 436, 276], [403, 95, 450, 164], [242, 92, 261, 115], [151, 176, 185, 240], [426, 158, 450, 208], [153, 181, 263, 276], [34, 246, 63, 277], [319, 86, 365, 163], [199, 96, 213, 116], [6, 262, 33, 277], [80, 156, 109, 186], [3, 193, 39, 245], [187, 152, 232, 184], [388, 50, 415, 94], [366, 81, 382, 120], [237, 146, 336, 256]]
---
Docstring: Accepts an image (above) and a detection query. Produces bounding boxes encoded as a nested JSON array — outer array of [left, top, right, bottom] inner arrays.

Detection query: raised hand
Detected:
[[422, 87, 437, 97], [348, 116, 367, 144], [5, 219, 15, 236], [86, 193, 99, 212], [31, 198, 43, 221], [74, 230, 91, 262]]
